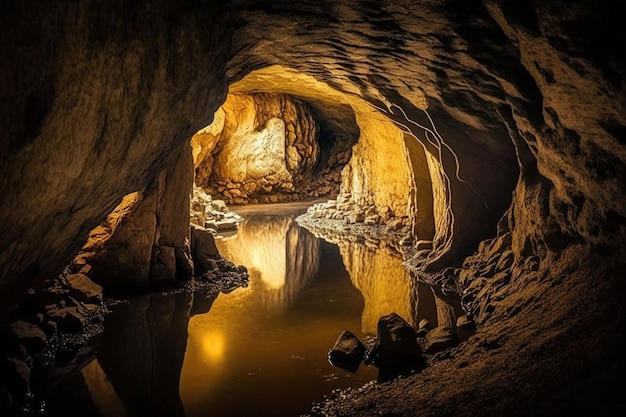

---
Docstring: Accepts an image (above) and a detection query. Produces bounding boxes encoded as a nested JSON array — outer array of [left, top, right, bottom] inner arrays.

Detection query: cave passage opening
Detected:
[[189, 65, 440, 250]]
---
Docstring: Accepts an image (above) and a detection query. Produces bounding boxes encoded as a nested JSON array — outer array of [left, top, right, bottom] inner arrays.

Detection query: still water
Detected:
[[44, 202, 463, 417]]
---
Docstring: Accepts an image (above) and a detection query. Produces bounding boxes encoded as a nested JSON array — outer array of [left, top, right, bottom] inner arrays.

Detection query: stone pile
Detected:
[[190, 186, 243, 232], [305, 193, 410, 231], [202, 166, 344, 205], [0, 268, 105, 412], [458, 230, 539, 327]]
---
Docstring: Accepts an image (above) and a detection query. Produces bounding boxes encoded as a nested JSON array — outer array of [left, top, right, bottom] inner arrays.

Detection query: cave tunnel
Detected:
[[1, 1, 625, 417]]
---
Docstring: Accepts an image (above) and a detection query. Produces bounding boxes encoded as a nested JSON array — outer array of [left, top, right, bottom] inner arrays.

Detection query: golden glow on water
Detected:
[[179, 203, 377, 417], [199, 329, 226, 364], [215, 210, 320, 313], [340, 243, 414, 334], [47, 203, 464, 417]]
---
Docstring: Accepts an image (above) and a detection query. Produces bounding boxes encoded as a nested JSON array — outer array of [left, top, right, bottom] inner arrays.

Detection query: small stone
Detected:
[[328, 331, 366, 373]]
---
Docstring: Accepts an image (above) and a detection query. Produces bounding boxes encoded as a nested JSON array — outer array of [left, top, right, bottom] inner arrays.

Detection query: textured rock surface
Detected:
[[192, 92, 335, 204], [328, 330, 366, 373], [0, 0, 625, 416], [86, 143, 193, 293]]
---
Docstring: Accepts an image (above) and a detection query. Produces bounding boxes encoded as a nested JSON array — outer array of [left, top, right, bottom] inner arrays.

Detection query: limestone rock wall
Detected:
[[0, 2, 625, 411], [192, 92, 331, 204]]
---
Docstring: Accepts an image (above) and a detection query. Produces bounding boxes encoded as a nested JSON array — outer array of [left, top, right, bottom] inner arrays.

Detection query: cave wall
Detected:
[[78, 142, 194, 293], [0, 0, 236, 322], [192, 92, 325, 204]]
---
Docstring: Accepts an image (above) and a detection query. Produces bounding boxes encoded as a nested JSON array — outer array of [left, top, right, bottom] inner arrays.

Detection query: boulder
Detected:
[[328, 331, 366, 373], [366, 313, 426, 381], [190, 224, 221, 276]]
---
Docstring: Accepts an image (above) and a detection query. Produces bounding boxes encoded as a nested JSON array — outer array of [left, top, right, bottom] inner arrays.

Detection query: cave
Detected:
[[1, 1, 625, 416]]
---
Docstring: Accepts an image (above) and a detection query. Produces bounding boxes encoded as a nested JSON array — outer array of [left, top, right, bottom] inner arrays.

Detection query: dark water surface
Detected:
[[44, 202, 462, 417]]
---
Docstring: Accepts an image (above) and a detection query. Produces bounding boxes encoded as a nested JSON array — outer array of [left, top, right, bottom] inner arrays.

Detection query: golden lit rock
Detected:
[[191, 92, 321, 204]]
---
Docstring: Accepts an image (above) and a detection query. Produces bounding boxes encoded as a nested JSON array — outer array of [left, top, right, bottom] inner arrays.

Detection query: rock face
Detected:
[[85, 143, 194, 293], [192, 92, 338, 204], [0, 0, 625, 415]]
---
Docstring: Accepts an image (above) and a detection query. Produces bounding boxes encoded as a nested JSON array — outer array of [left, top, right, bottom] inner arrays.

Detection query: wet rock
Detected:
[[9, 321, 46, 355], [366, 313, 426, 381], [328, 331, 366, 373], [425, 326, 458, 354], [190, 224, 220, 275], [44, 305, 94, 333], [64, 273, 102, 304]]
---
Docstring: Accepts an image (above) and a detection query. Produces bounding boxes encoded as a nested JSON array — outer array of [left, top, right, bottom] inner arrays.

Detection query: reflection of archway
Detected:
[[214, 210, 320, 313]]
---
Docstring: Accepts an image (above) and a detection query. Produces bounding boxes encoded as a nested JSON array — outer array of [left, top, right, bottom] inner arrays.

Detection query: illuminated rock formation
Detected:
[[82, 144, 194, 293], [191, 92, 328, 204]]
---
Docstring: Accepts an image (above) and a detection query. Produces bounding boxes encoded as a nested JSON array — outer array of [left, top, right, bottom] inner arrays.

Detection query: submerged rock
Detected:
[[328, 331, 366, 373]]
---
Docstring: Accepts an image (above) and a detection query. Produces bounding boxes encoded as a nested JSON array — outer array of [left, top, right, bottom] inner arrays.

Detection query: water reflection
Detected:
[[296, 225, 465, 337], [339, 243, 414, 334], [215, 211, 320, 314], [43, 202, 466, 417], [44, 291, 201, 417], [180, 203, 377, 417]]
